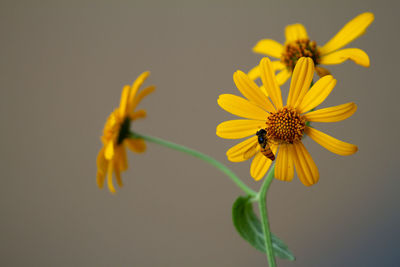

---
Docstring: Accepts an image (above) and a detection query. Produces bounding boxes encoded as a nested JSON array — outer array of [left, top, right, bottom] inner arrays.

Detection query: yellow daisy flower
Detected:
[[96, 71, 155, 193], [217, 57, 358, 185], [249, 12, 374, 85]]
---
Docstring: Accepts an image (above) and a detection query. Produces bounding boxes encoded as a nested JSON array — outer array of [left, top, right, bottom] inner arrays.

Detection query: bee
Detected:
[[243, 129, 275, 161]]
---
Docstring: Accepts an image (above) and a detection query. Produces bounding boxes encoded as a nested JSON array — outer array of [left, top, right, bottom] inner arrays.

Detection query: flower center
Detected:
[[265, 107, 306, 144], [102, 110, 131, 145], [281, 39, 320, 71]]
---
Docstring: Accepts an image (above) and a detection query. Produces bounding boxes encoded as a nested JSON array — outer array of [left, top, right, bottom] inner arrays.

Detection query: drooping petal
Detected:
[[253, 39, 284, 58], [305, 127, 358, 156], [250, 144, 278, 181], [304, 102, 357, 122], [96, 147, 107, 188], [275, 144, 294, 182], [292, 142, 319, 186], [259, 58, 283, 109], [319, 12, 374, 55], [276, 68, 291, 85], [320, 48, 370, 67], [104, 141, 115, 160], [285, 24, 308, 43], [127, 71, 150, 108], [315, 66, 331, 77], [114, 164, 123, 187], [287, 57, 314, 108], [297, 75, 337, 113], [233, 70, 275, 112], [248, 61, 285, 80], [130, 85, 155, 112], [129, 109, 147, 120], [107, 160, 116, 193], [216, 119, 265, 139], [217, 94, 270, 120], [226, 136, 258, 162], [125, 138, 147, 153], [119, 85, 131, 117], [115, 145, 128, 171]]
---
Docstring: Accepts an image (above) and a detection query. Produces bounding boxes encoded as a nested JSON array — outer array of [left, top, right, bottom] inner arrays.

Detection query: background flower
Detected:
[[249, 12, 374, 85], [217, 57, 358, 185]]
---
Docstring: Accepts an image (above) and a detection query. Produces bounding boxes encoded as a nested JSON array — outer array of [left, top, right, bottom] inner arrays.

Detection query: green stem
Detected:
[[258, 164, 276, 267], [129, 132, 257, 197]]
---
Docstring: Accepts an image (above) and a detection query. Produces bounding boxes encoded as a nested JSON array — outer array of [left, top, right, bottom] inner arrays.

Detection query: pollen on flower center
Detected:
[[265, 107, 306, 144], [281, 39, 320, 71]]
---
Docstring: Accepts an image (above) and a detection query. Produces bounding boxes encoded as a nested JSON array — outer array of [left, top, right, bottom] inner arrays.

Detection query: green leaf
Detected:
[[232, 196, 295, 261]]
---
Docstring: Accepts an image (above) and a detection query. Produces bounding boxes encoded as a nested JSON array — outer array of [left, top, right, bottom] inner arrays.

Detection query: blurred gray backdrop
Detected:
[[0, 0, 398, 266]]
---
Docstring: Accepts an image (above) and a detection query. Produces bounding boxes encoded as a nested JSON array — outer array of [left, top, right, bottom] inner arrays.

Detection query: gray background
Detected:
[[1, 0, 398, 266]]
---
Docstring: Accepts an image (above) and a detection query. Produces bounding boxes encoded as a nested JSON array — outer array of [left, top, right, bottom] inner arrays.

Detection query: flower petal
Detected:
[[253, 39, 284, 58], [297, 75, 337, 113], [129, 109, 147, 120], [250, 144, 278, 181], [114, 165, 123, 187], [276, 68, 291, 85], [304, 102, 357, 122], [305, 127, 358, 156], [233, 70, 275, 112], [119, 85, 131, 117], [216, 119, 265, 139], [248, 61, 285, 81], [127, 71, 150, 108], [275, 144, 294, 182], [292, 142, 319, 186], [320, 48, 370, 67], [315, 66, 331, 77], [130, 85, 155, 112], [96, 147, 107, 188], [287, 57, 314, 108], [285, 24, 308, 43], [217, 94, 270, 120], [125, 138, 147, 153], [115, 145, 128, 171], [259, 58, 283, 109], [104, 141, 115, 160], [226, 136, 258, 162], [319, 12, 374, 55], [107, 160, 116, 193]]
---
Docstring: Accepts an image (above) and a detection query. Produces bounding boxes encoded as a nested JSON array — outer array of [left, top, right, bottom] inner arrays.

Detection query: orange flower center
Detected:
[[281, 39, 320, 71], [265, 107, 306, 144]]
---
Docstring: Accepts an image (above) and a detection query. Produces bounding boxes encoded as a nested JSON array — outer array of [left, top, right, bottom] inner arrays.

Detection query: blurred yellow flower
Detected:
[[249, 12, 374, 85], [97, 72, 155, 193], [217, 57, 358, 185]]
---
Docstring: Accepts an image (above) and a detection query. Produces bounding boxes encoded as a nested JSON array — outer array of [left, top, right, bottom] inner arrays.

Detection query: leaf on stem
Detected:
[[232, 196, 295, 261]]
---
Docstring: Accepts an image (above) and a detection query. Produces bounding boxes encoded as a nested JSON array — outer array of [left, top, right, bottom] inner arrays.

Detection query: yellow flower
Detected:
[[217, 57, 358, 185], [249, 12, 374, 85], [96, 72, 155, 193]]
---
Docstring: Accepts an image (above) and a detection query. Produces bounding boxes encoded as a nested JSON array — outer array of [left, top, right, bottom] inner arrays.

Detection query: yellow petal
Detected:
[[130, 109, 147, 120], [292, 142, 319, 186], [115, 145, 128, 171], [104, 141, 115, 160], [119, 85, 131, 117], [305, 127, 358, 156], [287, 57, 314, 108], [130, 85, 155, 111], [320, 48, 370, 67], [96, 147, 107, 188], [114, 165, 123, 187], [304, 102, 357, 122], [248, 61, 285, 80], [125, 138, 146, 153], [217, 94, 270, 120], [250, 144, 278, 181], [319, 12, 374, 55], [259, 58, 283, 109], [97, 171, 105, 189], [233, 70, 275, 112], [276, 68, 291, 85], [297, 75, 337, 113], [127, 71, 150, 109], [285, 23, 308, 43], [275, 144, 294, 182], [253, 39, 284, 58], [315, 66, 331, 77], [226, 136, 258, 162], [107, 160, 116, 194], [217, 119, 265, 139]]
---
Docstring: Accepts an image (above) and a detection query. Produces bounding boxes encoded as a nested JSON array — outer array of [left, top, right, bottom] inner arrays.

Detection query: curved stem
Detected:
[[129, 132, 257, 197], [258, 164, 276, 267]]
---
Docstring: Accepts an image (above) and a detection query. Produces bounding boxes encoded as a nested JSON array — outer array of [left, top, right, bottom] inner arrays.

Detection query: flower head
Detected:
[[249, 12, 374, 85], [217, 57, 358, 185], [97, 72, 155, 193]]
